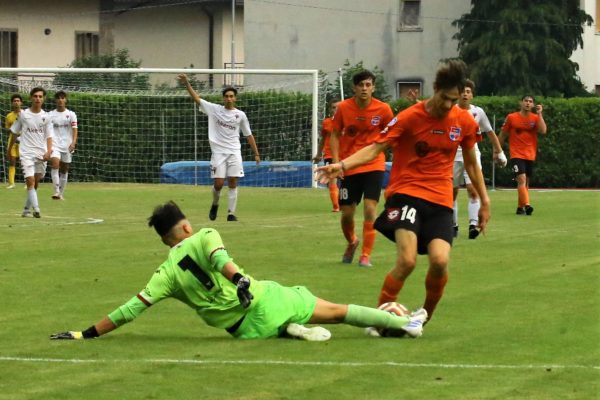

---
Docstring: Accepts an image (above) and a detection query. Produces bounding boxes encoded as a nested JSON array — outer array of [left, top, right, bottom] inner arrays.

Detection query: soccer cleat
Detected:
[[227, 214, 238, 222], [286, 323, 331, 341], [524, 205, 534, 215], [33, 210, 41, 218], [364, 326, 381, 337], [453, 225, 459, 238], [21, 208, 31, 217], [358, 255, 372, 268], [6, 184, 15, 189], [342, 239, 360, 264], [516, 207, 526, 215], [52, 192, 61, 200], [332, 207, 340, 212], [209, 204, 218, 221], [468, 225, 480, 240], [402, 308, 428, 338]]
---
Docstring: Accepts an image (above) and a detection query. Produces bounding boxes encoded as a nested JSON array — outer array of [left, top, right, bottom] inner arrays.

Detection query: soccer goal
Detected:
[[0, 68, 327, 188]]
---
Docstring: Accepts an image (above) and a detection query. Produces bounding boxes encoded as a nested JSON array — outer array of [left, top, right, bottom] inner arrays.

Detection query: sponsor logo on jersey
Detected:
[[217, 119, 236, 130], [432, 129, 444, 135], [449, 126, 462, 141], [371, 116, 381, 126]]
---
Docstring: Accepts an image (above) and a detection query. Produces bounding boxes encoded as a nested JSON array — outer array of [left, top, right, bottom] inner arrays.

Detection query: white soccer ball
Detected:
[[376, 302, 410, 337]]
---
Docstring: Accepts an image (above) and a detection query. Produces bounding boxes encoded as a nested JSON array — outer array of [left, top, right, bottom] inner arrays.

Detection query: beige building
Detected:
[[1, 0, 597, 96]]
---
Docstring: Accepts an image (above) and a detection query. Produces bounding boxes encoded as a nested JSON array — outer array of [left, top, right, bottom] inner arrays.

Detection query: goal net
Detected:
[[0, 68, 327, 188]]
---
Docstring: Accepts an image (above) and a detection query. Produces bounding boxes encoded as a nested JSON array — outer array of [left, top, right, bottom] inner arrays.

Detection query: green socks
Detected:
[[344, 304, 410, 329]]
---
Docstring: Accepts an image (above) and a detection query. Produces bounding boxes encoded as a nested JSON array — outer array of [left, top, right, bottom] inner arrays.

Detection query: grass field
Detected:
[[0, 183, 598, 400]]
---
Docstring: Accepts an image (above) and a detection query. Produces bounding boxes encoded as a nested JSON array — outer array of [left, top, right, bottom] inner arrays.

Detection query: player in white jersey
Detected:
[[49, 91, 78, 200], [178, 74, 260, 222], [453, 79, 506, 239], [10, 87, 54, 218]]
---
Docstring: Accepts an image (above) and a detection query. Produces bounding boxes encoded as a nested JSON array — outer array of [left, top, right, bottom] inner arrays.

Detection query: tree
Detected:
[[330, 60, 391, 102], [453, 0, 593, 97], [54, 49, 150, 91]]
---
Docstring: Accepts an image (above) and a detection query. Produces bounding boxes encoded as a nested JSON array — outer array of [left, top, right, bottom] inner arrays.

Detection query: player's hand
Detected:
[[315, 163, 343, 184], [477, 203, 491, 235], [496, 151, 507, 167], [177, 73, 189, 84], [535, 104, 543, 114], [236, 277, 253, 308], [50, 331, 83, 340]]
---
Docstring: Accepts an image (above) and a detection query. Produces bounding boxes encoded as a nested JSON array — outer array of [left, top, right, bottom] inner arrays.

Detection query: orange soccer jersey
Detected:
[[320, 117, 334, 160], [332, 97, 394, 176], [377, 101, 478, 209], [501, 112, 541, 161]]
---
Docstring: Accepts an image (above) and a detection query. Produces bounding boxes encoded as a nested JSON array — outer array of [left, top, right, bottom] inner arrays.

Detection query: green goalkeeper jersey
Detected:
[[108, 228, 264, 330]]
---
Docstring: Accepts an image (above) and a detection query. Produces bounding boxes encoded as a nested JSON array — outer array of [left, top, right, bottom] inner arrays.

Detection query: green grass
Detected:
[[0, 183, 598, 400]]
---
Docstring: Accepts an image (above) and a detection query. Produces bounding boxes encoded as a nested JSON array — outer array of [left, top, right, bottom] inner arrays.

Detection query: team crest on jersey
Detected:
[[449, 126, 461, 141], [371, 116, 381, 126], [529, 122, 535, 128], [387, 208, 401, 221]]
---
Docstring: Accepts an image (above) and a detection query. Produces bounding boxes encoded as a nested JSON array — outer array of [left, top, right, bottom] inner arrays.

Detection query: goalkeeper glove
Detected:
[[50, 331, 83, 340], [497, 151, 507, 167], [232, 273, 254, 308]]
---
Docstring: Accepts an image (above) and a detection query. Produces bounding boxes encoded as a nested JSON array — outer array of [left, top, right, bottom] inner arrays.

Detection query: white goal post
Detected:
[[0, 68, 326, 188]]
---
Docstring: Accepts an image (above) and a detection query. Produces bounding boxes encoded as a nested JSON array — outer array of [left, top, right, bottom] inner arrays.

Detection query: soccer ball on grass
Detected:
[[375, 302, 410, 338]]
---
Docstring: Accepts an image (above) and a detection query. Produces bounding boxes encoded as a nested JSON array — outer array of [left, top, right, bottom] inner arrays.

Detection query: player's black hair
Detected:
[[521, 94, 535, 102], [434, 59, 468, 92], [30, 87, 46, 97], [352, 70, 376, 85], [10, 93, 22, 102], [54, 90, 68, 99], [148, 201, 186, 237], [464, 79, 475, 94], [222, 86, 238, 96]]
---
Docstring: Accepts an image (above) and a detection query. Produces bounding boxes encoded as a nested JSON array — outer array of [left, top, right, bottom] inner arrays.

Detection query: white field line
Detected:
[[0, 356, 597, 370]]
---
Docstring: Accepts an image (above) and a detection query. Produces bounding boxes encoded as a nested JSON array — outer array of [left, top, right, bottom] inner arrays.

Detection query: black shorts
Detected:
[[339, 171, 384, 206], [374, 194, 454, 255], [511, 158, 534, 177]]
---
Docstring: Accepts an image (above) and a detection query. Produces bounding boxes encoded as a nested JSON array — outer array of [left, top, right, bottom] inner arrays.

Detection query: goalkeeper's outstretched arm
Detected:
[[49, 316, 117, 340], [178, 73, 201, 105]]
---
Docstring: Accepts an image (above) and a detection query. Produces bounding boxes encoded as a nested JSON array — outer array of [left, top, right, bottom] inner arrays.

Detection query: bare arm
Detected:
[[535, 105, 547, 134], [464, 146, 491, 233], [178, 74, 201, 105], [316, 142, 387, 184], [69, 127, 78, 153], [245, 135, 261, 165], [330, 129, 341, 163], [484, 130, 503, 155], [312, 136, 325, 163]]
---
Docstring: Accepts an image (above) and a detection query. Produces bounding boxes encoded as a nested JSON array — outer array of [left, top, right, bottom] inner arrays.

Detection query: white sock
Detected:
[[51, 169, 60, 193], [468, 198, 480, 226], [228, 188, 238, 214], [27, 189, 39, 210], [453, 199, 458, 226], [211, 186, 221, 206], [59, 172, 68, 194]]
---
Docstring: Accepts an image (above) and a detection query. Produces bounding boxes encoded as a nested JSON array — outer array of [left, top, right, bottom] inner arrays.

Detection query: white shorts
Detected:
[[210, 153, 244, 179], [453, 154, 482, 187], [51, 149, 73, 163], [21, 156, 47, 178]]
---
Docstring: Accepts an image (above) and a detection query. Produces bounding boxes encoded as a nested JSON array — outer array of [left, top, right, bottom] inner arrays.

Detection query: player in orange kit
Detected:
[[313, 100, 340, 212], [329, 70, 394, 268], [499, 95, 547, 215], [318, 60, 490, 323]]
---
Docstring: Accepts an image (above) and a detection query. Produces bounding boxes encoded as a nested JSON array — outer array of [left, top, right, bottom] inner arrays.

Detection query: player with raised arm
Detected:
[[317, 60, 490, 324], [4, 94, 23, 189], [452, 79, 506, 239], [178, 74, 260, 222], [312, 100, 340, 212], [50, 201, 427, 341], [49, 91, 78, 200], [498, 95, 547, 216], [329, 70, 394, 268], [10, 87, 53, 218]]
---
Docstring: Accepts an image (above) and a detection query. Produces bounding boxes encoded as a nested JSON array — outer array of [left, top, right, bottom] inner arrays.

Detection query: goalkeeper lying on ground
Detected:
[[50, 201, 427, 341]]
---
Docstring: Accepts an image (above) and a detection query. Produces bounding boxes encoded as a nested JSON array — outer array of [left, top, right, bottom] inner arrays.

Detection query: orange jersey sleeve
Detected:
[[332, 98, 394, 176], [320, 117, 334, 159], [501, 112, 540, 160], [377, 102, 478, 208]]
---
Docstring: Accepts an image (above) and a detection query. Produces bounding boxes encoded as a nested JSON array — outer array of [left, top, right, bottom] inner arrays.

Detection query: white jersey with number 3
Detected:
[[199, 99, 252, 154], [455, 104, 492, 162], [10, 108, 54, 159], [49, 109, 78, 152]]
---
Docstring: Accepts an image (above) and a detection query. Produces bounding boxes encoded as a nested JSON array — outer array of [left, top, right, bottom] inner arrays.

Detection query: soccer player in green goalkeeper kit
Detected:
[[50, 201, 427, 341]]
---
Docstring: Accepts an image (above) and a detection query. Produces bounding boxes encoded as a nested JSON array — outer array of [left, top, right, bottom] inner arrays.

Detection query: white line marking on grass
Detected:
[[2, 216, 104, 227], [1, 356, 597, 370]]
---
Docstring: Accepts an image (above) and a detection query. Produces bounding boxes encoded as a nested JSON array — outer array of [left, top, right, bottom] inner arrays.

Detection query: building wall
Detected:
[[571, 0, 599, 93], [0, 0, 98, 67], [243, 0, 470, 97]]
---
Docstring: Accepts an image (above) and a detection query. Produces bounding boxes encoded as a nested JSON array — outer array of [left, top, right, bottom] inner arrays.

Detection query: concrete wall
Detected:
[[243, 0, 470, 97], [571, 0, 600, 93], [0, 0, 98, 67]]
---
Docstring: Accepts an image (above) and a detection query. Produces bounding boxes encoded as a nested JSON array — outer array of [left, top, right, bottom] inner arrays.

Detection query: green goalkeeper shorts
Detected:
[[233, 280, 317, 339]]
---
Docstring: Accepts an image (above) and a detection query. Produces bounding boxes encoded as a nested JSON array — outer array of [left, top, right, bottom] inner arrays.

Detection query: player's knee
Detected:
[[428, 254, 449, 271]]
